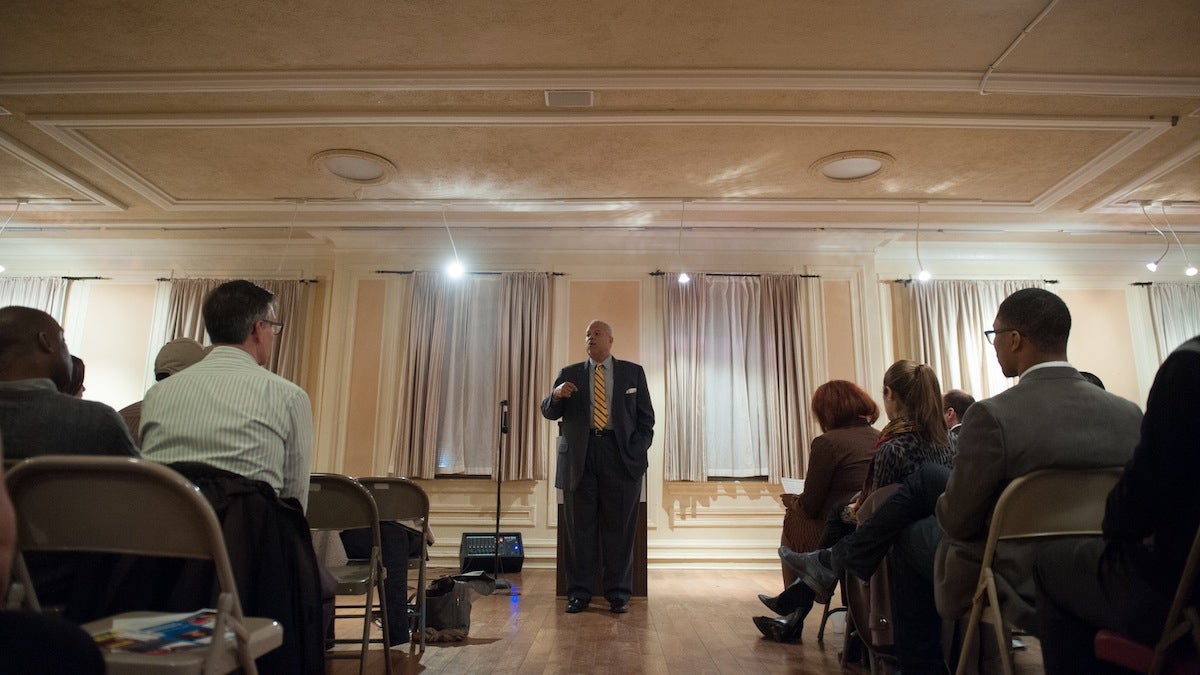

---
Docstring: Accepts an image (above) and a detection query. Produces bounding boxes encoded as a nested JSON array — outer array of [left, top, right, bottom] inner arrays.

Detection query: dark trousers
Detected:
[[832, 463, 951, 674], [562, 433, 641, 604], [776, 500, 858, 617], [834, 462, 950, 580], [1033, 538, 1170, 675], [0, 611, 105, 675], [341, 522, 424, 645]]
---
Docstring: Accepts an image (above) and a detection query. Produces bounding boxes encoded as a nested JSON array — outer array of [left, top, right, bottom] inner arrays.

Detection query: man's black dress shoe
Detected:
[[609, 599, 630, 614], [565, 597, 588, 613]]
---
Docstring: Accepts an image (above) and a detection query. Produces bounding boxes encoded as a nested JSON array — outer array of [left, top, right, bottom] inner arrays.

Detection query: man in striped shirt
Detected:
[[141, 280, 313, 509]]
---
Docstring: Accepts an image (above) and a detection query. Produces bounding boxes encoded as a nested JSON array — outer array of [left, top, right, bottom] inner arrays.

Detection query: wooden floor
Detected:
[[327, 567, 1046, 674]]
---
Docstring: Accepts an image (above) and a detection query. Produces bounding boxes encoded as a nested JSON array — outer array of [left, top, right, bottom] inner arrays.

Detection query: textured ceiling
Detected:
[[0, 0, 1198, 243]]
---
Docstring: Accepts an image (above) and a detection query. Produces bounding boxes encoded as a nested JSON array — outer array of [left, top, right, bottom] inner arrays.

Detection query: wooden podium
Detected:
[[555, 494, 648, 597]]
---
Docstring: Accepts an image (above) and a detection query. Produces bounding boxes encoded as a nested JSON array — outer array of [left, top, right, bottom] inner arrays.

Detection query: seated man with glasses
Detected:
[[141, 279, 311, 509], [140, 279, 326, 674]]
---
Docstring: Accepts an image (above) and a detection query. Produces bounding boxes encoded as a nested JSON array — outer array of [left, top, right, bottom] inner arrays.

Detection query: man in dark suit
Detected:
[[541, 320, 654, 614], [942, 388, 974, 447]]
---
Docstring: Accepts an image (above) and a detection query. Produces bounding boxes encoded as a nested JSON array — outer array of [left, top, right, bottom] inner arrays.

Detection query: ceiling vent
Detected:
[[544, 90, 594, 108]]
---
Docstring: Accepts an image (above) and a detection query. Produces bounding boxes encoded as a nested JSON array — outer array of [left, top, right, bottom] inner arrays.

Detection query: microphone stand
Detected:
[[492, 399, 517, 594]]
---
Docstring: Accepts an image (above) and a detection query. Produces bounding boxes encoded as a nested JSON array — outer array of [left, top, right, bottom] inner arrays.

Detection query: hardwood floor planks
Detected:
[[327, 567, 1046, 674]]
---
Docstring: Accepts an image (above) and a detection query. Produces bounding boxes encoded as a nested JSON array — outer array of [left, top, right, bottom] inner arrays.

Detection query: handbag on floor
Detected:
[[423, 571, 495, 641]]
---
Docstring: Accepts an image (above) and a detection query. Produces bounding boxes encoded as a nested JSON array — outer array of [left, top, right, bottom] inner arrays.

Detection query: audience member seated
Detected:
[[1033, 334, 1200, 674], [138, 281, 324, 674], [0, 433, 106, 675], [780, 358, 954, 661], [942, 388, 975, 447], [141, 280, 312, 508], [753, 379, 880, 643], [340, 519, 434, 646], [118, 337, 207, 446], [61, 354, 86, 397], [0, 305, 139, 606], [780, 288, 1143, 674]]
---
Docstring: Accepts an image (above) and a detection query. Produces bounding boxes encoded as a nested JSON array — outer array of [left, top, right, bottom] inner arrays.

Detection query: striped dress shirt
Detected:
[[140, 346, 314, 509]]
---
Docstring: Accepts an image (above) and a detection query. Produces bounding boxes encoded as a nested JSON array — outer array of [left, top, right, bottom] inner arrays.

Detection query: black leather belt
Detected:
[[589, 428, 614, 437]]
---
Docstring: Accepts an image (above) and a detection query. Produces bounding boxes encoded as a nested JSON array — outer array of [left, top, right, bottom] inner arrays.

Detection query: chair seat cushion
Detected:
[[1095, 629, 1200, 674]]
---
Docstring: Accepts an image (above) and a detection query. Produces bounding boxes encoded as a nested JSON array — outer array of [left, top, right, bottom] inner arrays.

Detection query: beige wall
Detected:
[[72, 282, 157, 411], [567, 280, 642, 364], [343, 279, 387, 476], [823, 279, 858, 384], [1058, 288, 1141, 405]]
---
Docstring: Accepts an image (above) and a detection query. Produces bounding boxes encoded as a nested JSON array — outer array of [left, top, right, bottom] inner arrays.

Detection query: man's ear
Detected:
[[35, 331, 56, 354]]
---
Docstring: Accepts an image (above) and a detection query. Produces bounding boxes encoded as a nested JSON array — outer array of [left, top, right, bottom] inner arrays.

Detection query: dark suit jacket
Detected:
[[934, 365, 1143, 628], [1103, 335, 1200, 600], [540, 358, 654, 490]]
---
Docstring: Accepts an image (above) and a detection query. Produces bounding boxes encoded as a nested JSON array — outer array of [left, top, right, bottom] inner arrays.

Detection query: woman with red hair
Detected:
[[755, 379, 880, 642]]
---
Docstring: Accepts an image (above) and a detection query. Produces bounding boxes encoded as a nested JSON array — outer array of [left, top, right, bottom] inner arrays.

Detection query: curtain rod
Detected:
[[155, 277, 320, 283], [648, 271, 820, 278], [374, 270, 564, 276], [889, 278, 1059, 285], [62, 275, 109, 280]]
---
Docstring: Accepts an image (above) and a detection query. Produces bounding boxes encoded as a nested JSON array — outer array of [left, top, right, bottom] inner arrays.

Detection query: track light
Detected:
[[441, 207, 466, 279], [915, 201, 931, 282], [676, 200, 689, 284], [1160, 204, 1197, 278], [1141, 203, 1170, 273]]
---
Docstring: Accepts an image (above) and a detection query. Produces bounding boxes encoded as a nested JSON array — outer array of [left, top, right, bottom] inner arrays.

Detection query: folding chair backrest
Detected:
[[307, 473, 379, 532], [357, 477, 429, 526], [981, 467, 1124, 566], [7, 456, 230, 564]]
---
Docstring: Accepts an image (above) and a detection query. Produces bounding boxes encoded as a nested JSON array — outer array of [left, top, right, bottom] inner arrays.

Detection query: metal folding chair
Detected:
[[955, 467, 1123, 675], [356, 477, 431, 653], [307, 473, 391, 675], [7, 456, 282, 675]]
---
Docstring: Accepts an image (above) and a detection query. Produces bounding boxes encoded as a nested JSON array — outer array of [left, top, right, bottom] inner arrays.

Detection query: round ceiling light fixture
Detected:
[[809, 150, 894, 183], [310, 149, 397, 186]]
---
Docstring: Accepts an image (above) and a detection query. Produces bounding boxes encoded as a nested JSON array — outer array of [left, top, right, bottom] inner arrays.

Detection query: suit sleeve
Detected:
[[797, 435, 836, 519], [540, 368, 569, 421], [936, 402, 1006, 540], [628, 365, 654, 454]]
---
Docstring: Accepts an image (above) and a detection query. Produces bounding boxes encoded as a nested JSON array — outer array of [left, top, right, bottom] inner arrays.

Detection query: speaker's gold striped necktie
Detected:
[[593, 363, 608, 429]]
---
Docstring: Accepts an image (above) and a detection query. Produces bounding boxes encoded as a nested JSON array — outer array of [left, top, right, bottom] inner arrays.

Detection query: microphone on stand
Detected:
[[493, 399, 516, 593]]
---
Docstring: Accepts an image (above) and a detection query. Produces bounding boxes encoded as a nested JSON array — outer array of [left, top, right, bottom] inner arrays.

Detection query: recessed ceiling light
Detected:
[[809, 150, 894, 182], [310, 149, 397, 185]]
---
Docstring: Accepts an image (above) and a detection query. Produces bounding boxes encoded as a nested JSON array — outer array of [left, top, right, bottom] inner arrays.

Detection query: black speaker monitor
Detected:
[[459, 532, 524, 573]]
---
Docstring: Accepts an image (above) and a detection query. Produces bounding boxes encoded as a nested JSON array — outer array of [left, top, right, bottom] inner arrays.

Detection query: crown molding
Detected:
[[1084, 139, 1200, 215], [3, 69, 1199, 97], [0, 131, 123, 211]]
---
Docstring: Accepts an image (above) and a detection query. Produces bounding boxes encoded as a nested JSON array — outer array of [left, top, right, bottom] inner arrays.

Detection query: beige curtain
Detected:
[[162, 278, 316, 385], [0, 276, 70, 321], [390, 272, 450, 478], [660, 273, 707, 481], [390, 271, 550, 479], [762, 274, 826, 483], [660, 273, 824, 483], [1147, 283, 1200, 361], [496, 272, 551, 480], [891, 279, 1043, 400]]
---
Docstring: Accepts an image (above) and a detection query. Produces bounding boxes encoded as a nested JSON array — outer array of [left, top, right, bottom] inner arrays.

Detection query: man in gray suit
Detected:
[[541, 320, 654, 614], [783, 288, 1142, 672]]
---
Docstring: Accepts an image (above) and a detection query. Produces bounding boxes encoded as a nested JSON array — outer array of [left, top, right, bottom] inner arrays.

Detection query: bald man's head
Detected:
[[0, 306, 73, 389]]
